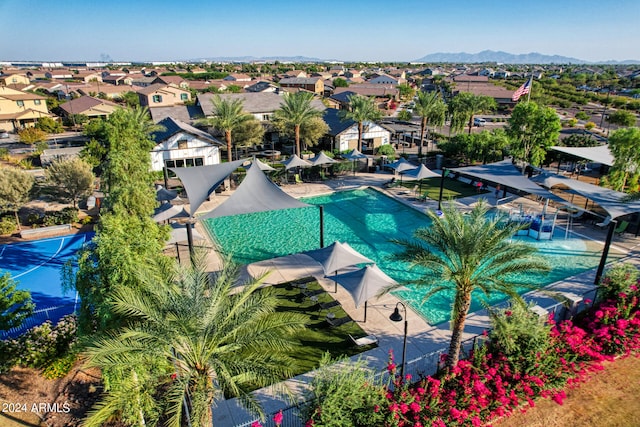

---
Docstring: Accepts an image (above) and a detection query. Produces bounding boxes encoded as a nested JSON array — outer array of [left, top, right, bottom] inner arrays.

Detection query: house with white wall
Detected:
[[150, 117, 223, 171]]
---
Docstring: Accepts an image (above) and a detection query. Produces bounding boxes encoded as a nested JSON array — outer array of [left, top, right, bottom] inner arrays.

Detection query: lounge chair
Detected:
[[295, 173, 303, 184], [291, 277, 316, 286], [348, 334, 378, 347], [326, 315, 353, 328], [303, 288, 325, 299], [382, 177, 396, 188], [615, 220, 629, 235], [317, 300, 340, 310], [596, 216, 612, 229]]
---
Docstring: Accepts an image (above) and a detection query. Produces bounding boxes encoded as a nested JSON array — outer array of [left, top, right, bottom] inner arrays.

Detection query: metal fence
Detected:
[[1, 303, 76, 339]]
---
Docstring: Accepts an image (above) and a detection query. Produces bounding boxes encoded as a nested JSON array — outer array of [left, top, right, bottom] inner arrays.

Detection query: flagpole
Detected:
[[526, 70, 533, 103]]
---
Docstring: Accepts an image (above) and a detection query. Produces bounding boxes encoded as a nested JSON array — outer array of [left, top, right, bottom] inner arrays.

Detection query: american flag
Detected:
[[512, 78, 532, 102]]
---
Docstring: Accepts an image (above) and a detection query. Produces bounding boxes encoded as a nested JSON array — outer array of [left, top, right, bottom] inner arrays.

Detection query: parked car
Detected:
[[0, 129, 9, 139], [473, 118, 486, 127]]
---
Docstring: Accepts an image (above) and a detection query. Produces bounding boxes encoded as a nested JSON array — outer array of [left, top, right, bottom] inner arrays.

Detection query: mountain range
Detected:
[[412, 50, 639, 65], [192, 51, 639, 65]]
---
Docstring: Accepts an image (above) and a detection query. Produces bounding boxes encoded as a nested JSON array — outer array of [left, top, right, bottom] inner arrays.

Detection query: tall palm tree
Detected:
[[82, 253, 306, 427], [448, 92, 496, 136], [413, 91, 446, 157], [206, 95, 253, 162], [272, 92, 323, 157], [339, 94, 382, 153], [383, 200, 549, 369]]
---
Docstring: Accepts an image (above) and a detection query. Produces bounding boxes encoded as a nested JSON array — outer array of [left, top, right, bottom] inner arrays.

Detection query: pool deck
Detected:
[[170, 170, 640, 426]]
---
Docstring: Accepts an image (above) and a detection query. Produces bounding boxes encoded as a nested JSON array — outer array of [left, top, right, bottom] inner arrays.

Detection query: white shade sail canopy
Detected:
[[342, 148, 368, 160], [200, 162, 312, 220], [551, 145, 614, 167], [403, 164, 440, 180], [302, 241, 373, 274], [246, 158, 276, 172], [326, 264, 397, 309], [166, 223, 204, 245], [170, 158, 247, 216], [388, 157, 418, 174], [153, 204, 190, 223]]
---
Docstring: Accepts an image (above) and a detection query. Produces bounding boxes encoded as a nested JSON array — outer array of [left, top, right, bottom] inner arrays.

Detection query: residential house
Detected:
[[223, 73, 252, 82], [149, 116, 223, 171], [155, 75, 190, 89], [322, 108, 391, 153], [0, 86, 53, 132], [45, 69, 73, 80], [334, 84, 399, 100], [329, 65, 345, 76], [149, 105, 204, 124], [77, 82, 139, 100], [344, 69, 362, 79], [58, 96, 120, 120], [284, 70, 307, 78], [453, 83, 517, 109], [278, 77, 324, 94], [102, 73, 137, 86], [494, 70, 511, 79], [72, 71, 103, 83], [367, 73, 404, 85], [245, 81, 278, 93], [0, 73, 30, 86], [138, 84, 191, 108], [132, 76, 160, 88]]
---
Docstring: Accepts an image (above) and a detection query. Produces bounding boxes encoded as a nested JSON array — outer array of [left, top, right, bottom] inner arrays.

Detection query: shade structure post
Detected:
[[185, 219, 195, 266], [438, 168, 446, 210], [163, 166, 169, 189], [364, 300, 367, 323], [319, 205, 324, 248], [595, 219, 617, 285]]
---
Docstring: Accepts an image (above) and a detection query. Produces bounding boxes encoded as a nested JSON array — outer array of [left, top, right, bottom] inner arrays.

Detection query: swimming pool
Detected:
[[204, 188, 616, 325], [0, 233, 93, 336]]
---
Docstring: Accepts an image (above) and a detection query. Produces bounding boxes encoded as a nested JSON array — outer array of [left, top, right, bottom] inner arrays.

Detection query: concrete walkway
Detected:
[[164, 170, 640, 426]]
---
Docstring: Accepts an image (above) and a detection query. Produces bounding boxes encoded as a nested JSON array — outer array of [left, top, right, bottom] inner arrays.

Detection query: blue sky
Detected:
[[2, 0, 638, 63]]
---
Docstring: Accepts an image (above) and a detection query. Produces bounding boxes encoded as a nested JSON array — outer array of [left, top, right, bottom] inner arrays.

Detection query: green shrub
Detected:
[[376, 143, 396, 160], [42, 207, 79, 226], [584, 121, 596, 130], [575, 111, 590, 121], [42, 352, 77, 380], [80, 216, 93, 225], [0, 217, 16, 235], [598, 263, 640, 301], [18, 127, 47, 144], [0, 314, 78, 373], [26, 213, 43, 226], [0, 148, 8, 160], [302, 354, 388, 427]]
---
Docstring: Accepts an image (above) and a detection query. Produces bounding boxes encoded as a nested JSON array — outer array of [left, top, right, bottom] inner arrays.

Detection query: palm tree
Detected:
[[413, 91, 446, 157], [82, 253, 306, 427], [384, 200, 549, 369], [272, 92, 323, 157], [448, 92, 496, 135], [339, 94, 382, 152], [205, 95, 253, 162]]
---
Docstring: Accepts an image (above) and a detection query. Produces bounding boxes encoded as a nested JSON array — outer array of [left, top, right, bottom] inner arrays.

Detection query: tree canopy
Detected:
[[448, 92, 496, 135], [605, 127, 640, 192], [203, 96, 255, 162], [506, 101, 561, 171], [385, 200, 549, 369], [338, 94, 382, 152], [45, 157, 95, 208], [0, 167, 34, 230], [0, 273, 34, 332], [272, 92, 324, 156], [413, 91, 446, 157]]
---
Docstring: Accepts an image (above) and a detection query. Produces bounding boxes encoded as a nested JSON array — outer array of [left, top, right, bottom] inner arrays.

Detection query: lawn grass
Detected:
[[268, 279, 376, 375], [397, 177, 491, 201]]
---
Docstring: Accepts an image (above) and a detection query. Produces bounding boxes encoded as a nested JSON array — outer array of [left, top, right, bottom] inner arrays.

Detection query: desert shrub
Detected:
[[0, 314, 78, 373], [42, 207, 79, 226], [0, 148, 8, 160], [584, 121, 596, 130], [18, 127, 47, 144], [0, 217, 17, 234], [598, 263, 640, 301]]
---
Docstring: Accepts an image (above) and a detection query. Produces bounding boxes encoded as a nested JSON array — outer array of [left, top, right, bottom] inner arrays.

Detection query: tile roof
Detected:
[[151, 116, 222, 145], [58, 96, 119, 114]]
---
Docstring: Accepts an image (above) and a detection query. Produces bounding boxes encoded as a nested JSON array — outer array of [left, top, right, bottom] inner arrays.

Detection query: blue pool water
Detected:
[[0, 233, 93, 335], [204, 188, 610, 325]]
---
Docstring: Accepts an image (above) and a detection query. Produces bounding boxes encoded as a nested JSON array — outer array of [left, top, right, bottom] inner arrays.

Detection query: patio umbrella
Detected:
[[403, 164, 440, 192], [303, 241, 373, 292], [281, 154, 313, 183], [153, 204, 190, 223], [166, 222, 204, 245], [387, 158, 418, 183], [281, 154, 312, 170], [343, 149, 368, 175], [309, 151, 338, 166], [246, 158, 276, 172], [326, 264, 398, 322], [155, 185, 181, 203]]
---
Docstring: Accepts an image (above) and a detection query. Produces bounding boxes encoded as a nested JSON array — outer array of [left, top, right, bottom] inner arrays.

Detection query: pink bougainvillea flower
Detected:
[[273, 410, 283, 425]]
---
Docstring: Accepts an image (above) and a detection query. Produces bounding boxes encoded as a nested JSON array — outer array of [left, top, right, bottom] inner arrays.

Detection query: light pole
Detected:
[[389, 302, 408, 379]]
